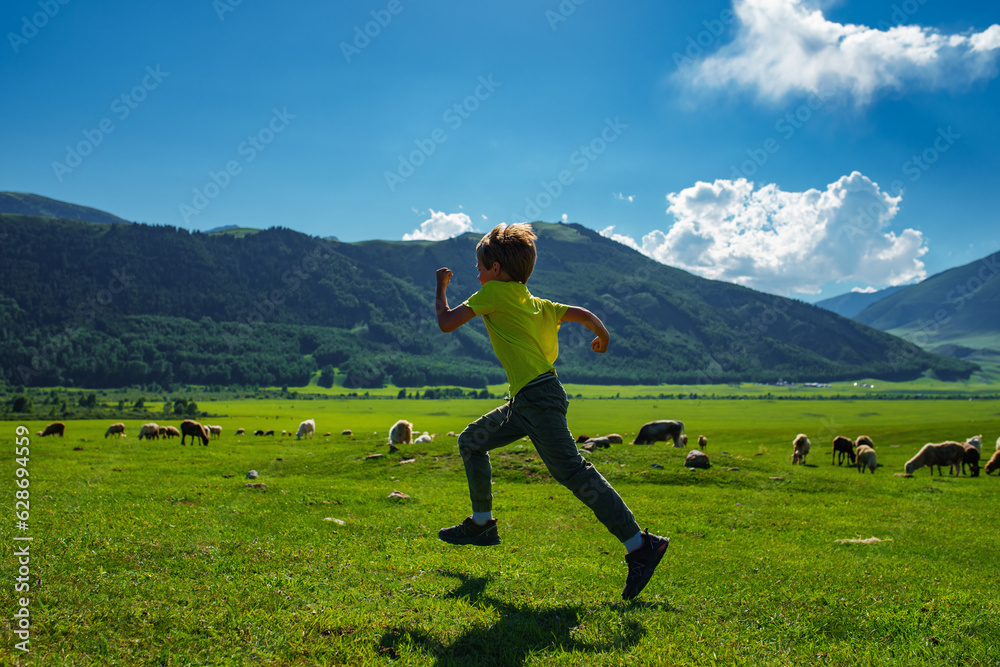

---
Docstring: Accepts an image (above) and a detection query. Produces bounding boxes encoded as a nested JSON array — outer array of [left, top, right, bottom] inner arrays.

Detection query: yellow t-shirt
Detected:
[[465, 280, 569, 397]]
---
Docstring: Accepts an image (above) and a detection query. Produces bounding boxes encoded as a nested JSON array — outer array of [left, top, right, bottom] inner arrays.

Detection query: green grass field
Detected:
[[2, 395, 999, 665]]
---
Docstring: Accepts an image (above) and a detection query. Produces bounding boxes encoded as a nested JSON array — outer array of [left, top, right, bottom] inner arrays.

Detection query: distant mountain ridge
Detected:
[[852, 250, 1000, 356], [815, 285, 907, 319], [0, 205, 975, 389], [0, 192, 130, 225]]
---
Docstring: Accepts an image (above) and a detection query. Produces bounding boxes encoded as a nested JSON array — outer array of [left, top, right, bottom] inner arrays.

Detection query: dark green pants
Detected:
[[457, 373, 640, 543]]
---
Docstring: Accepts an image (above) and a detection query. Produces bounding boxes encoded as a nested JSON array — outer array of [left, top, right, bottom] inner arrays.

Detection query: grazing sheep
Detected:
[[342, 429, 353, 436], [253, 430, 264, 436], [854, 435, 874, 449], [180, 420, 210, 446], [389, 419, 413, 446], [856, 444, 877, 473], [158, 426, 167, 438], [680, 434, 689, 447], [296, 419, 316, 440], [164, 426, 180, 439], [138, 423, 160, 440], [904, 442, 965, 476], [792, 433, 811, 465], [697, 435, 707, 450], [414, 432, 436, 444], [605, 433, 623, 444], [104, 422, 126, 438], [37, 422, 66, 437], [966, 434, 982, 451], [264, 430, 275, 437], [832, 436, 855, 466], [985, 450, 1000, 475], [586, 436, 612, 450], [960, 443, 981, 477], [235, 428, 246, 436], [632, 420, 685, 447], [206, 425, 222, 439]]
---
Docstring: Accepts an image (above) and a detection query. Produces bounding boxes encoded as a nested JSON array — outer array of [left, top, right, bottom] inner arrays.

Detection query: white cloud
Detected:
[[602, 172, 927, 296], [599, 225, 643, 253], [851, 286, 879, 293], [402, 209, 474, 241], [684, 0, 1000, 104], [561, 213, 569, 223], [613, 192, 635, 203]]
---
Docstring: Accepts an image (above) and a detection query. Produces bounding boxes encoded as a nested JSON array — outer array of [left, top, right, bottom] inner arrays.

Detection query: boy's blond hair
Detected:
[[476, 223, 537, 284]]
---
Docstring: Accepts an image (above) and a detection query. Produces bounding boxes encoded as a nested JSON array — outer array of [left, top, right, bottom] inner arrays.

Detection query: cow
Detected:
[[632, 420, 685, 447]]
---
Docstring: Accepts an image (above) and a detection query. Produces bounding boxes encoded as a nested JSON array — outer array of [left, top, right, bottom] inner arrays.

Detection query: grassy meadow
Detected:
[[2, 393, 1000, 666]]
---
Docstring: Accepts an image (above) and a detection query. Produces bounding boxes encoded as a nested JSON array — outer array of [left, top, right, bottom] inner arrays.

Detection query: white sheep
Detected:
[[389, 419, 413, 445], [856, 444, 877, 473], [296, 419, 316, 440], [413, 432, 435, 444]]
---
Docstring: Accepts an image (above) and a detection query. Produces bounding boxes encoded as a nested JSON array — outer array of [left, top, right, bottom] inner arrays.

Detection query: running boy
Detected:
[[434, 222, 668, 600]]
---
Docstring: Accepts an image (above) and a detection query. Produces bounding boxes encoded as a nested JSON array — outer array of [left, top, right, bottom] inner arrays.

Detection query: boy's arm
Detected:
[[436, 267, 476, 333], [559, 306, 610, 353]]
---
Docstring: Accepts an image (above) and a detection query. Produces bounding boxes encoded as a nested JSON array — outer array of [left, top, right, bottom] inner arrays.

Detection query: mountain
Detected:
[[0, 212, 976, 389], [815, 285, 907, 319], [852, 250, 1000, 358], [0, 192, 130, 225]]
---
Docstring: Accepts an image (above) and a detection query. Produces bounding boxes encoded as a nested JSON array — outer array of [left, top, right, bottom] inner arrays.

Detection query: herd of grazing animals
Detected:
[[30, 417, 1000, 483]]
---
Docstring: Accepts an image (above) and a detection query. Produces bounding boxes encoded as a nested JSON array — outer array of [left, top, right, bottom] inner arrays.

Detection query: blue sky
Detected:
[[2, 0, 998, 301]]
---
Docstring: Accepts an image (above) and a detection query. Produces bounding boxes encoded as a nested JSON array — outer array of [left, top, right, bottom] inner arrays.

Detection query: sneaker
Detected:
[[438, 517, 501, 546], [622, 530, 669, 600]]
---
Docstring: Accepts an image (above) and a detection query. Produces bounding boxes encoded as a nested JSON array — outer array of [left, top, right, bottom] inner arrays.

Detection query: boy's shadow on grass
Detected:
[[377, 570, 669, 666]]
